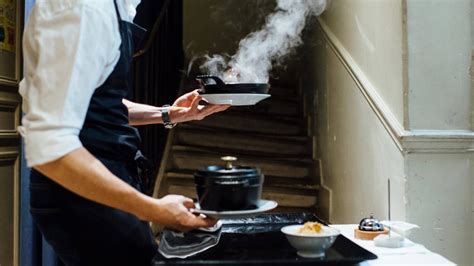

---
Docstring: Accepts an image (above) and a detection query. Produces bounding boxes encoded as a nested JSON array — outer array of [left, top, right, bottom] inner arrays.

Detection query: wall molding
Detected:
[[317, 18, 474, 153]]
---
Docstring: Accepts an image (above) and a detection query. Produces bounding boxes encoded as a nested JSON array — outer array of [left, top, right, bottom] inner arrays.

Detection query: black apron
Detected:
[[29, 1, 157, 265], [79, 2, 141, 161]]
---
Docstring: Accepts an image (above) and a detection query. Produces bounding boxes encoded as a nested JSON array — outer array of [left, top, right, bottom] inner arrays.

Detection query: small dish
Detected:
[[192, 199, 277, 219], [281, 224, 340, 258], [200, 93, 271, 106]]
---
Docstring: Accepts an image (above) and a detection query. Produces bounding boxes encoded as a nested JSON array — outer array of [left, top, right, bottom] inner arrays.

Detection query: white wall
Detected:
[[312, 0, 474, 265], [405, 153, 472, 265], [407, 0, 471, 130], [314, 40, 406, 224], [321, 0, 406, 127]]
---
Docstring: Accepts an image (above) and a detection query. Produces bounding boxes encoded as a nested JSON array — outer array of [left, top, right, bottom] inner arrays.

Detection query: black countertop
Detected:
[[153, 213, 377, 265]]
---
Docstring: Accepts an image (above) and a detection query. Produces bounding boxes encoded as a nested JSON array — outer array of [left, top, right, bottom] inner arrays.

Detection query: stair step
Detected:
[[190, 112, 306, 135], [166, 181, 317, 208], [175, 125, 311, 157], [164, 171, 320, 190], [170, 145, 316, 179]]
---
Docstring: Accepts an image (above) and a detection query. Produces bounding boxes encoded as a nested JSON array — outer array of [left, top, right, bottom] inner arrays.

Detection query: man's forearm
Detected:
[[124, 99, 164, 126], [124, 93, 229, 126], [34, 147, 154, 220]]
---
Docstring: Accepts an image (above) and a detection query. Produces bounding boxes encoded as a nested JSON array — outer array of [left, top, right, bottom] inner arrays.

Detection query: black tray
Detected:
[[154, 213, 377, 265]]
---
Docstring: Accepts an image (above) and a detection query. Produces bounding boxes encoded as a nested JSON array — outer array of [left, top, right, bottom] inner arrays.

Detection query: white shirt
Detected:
[[19, 0, 141, 167]]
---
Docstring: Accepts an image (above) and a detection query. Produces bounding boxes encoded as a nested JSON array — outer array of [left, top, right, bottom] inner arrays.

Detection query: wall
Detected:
[[312, 0, 474, 265], [311, 0, 406, 224], [407, 0, 471, 130], [0, 0, 21, 265], [313, 39, 406, 223], [320, 0, 406, 127], [405, 153, 472, 265]]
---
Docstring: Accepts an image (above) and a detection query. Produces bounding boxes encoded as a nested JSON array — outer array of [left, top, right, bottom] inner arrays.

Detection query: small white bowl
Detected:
[[281, 224, 340, 258]]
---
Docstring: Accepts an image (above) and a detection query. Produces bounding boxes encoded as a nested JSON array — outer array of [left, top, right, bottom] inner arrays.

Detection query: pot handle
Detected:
[[221, 156, 237, 169], [196, 75, 226, 93]]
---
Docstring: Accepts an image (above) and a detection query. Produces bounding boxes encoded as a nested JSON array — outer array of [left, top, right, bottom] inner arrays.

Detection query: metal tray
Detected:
[[153, 213, 377, 265]]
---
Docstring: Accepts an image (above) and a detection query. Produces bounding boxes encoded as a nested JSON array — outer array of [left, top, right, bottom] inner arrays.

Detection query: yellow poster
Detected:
[[0, 0, 15, 53]]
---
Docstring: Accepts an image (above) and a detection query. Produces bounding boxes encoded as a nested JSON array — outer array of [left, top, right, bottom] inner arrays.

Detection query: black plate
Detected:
[[153, 213, 377, 265]]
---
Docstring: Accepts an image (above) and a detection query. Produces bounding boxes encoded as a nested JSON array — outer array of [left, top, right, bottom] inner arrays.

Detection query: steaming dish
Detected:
[[196, 75, 271, 106], [298, 222, 323, 234]]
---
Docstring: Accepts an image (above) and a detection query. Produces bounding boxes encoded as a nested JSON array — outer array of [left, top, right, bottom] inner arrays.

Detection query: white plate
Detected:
[[192, 199, 278, 219], [201, 93, 271, 106]]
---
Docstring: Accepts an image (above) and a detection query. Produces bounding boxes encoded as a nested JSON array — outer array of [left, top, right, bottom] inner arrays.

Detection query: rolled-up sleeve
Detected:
[[19, 2, 120, 167]]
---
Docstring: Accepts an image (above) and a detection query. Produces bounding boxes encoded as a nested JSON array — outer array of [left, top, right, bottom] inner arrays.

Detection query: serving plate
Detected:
[[200, 93, 271, 106], [192, 199, 277, 219]]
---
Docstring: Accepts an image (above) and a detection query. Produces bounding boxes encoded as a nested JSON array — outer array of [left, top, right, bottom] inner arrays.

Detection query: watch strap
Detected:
[[162, 105, 176, 129]]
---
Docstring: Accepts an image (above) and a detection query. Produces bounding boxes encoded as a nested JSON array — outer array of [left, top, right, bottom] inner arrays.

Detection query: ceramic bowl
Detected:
[[281, 224, 340, 258]]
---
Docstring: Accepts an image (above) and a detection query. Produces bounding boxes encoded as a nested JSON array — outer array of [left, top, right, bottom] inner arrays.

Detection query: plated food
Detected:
[[298, 222, 323, 234]]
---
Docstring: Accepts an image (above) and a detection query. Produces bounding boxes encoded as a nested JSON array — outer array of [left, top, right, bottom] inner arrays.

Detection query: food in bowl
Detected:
[[298, 222, 323, 234], [281, 223, 340, 258]]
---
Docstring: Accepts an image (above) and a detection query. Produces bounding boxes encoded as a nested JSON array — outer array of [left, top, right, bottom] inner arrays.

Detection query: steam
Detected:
[[200, 0, 327, 83]]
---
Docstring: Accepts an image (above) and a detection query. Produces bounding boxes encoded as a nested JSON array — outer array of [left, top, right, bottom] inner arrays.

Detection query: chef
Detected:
[[19, 0, 228, 265]]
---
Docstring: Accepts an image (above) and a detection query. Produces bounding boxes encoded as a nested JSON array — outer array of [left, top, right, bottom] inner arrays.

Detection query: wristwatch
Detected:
[[162, 105, 176, 129]]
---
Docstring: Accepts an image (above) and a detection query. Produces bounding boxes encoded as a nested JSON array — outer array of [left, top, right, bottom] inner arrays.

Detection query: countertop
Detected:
[[332, 224, 455, 265]]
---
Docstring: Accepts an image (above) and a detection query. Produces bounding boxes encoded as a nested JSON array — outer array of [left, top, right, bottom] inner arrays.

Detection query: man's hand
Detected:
[[141, 194, 216, 232], [170, 90, 230, 123]]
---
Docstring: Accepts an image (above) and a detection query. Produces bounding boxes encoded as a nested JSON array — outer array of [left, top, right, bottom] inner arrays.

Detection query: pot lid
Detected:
[[358, 215, 385, 231]]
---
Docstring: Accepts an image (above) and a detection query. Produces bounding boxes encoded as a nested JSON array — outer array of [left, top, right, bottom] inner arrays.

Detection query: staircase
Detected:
[[152, 80, 320, 213]]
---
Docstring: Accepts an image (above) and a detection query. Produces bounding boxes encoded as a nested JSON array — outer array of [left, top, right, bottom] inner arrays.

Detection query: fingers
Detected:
[[190, 94, 202, 110], [173, 90, 201, 108], [193, 216, 217, 228], [184, 90, 200, 101], [167, 212, 217, 232], [182, 198, 195, 209], [182, 213, 217, 230]]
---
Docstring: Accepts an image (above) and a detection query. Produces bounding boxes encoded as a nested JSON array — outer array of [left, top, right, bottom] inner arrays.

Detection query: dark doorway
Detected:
[[133, 0, 184, 195]]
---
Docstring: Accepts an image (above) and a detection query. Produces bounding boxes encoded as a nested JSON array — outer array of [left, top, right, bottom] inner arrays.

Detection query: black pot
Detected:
[[194, 156, 264, 211], [196, 75, 270, 94]]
